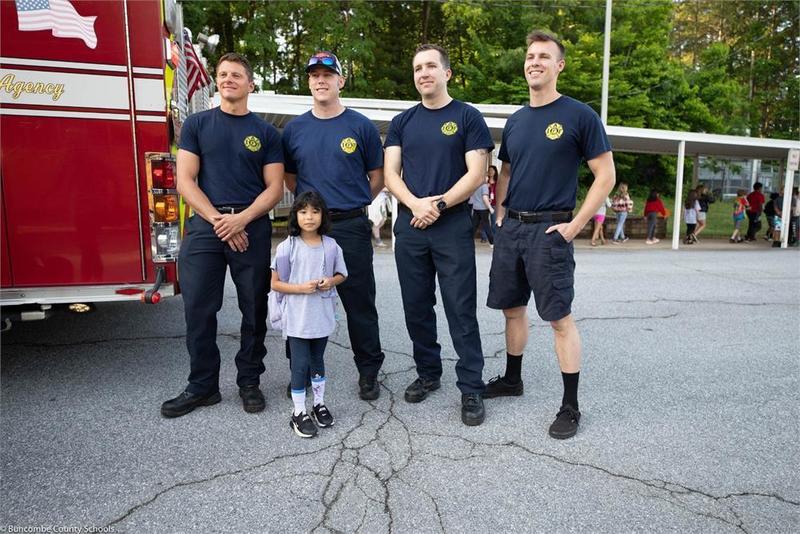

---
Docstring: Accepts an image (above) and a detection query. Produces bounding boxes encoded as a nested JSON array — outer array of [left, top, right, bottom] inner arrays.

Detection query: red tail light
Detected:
[[151, 159, 176, 189]]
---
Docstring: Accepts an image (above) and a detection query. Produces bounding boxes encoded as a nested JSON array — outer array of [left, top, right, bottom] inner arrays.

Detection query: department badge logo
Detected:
[[243, 136, 261, 152], [340, 137, 357, 154], [545, 122, 563, 140], [441, 121, 458, 136]]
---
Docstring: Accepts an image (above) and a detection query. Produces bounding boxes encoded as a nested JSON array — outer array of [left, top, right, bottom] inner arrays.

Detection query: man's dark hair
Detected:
[[216, 52, 254, 81], [753, 181, 763, 191], [287, 190, 331, 236], [526, 30, 566, 59], [414, 44, 450, 70], [647, 189, 659, 202]]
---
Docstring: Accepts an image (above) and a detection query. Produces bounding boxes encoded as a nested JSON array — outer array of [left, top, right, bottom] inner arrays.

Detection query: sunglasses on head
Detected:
[[307, 56, 337, 68]]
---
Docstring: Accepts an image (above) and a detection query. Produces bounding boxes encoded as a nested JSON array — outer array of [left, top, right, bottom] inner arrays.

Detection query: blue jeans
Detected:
[[613, 211, 628, 241], [288, 337, 327, 391]]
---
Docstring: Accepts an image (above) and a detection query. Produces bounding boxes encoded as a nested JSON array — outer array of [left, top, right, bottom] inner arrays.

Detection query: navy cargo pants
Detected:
[[328, 214, 385, 379], [393, 205, 485, 394], [179, 214, 271, 396]]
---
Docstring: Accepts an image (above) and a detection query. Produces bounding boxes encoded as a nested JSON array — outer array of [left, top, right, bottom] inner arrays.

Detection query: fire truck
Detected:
[[0, 0, 212, 328]]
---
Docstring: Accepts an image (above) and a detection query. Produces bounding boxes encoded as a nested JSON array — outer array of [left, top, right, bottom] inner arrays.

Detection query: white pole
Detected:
[[672, 140, 686, 250], [779, 167, 794, 248], [601, 0, 612, 125]]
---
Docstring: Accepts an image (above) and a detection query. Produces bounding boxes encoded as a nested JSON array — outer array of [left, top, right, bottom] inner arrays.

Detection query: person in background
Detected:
[[745, 182, 765, 242], [694, 184, 713, 241], [730, 189, 749, 243], [590, 196, 611, 246], [483, 165, 499, 241], [683, 189, 700, 244], [368, 187, 391, 247], [763, 192, 778, 241], [771, 192, 784, 247], [470, 175, 494, 247], [610, 181, 633, 243], [644, 189, 668, 245]]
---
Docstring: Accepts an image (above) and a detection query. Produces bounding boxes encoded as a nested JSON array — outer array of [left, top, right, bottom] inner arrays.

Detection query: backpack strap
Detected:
[[321, 235, 338, 278]]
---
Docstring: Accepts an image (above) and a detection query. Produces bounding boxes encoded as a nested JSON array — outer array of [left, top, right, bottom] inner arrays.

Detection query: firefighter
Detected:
[[161, 53, 284, 418]]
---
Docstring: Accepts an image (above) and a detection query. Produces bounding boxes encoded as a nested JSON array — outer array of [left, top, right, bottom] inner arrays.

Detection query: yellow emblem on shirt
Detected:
[[441, 121, 458, 136], [545, 122, 564, 140], [244, 135, 261, 152], [340, 137, 357, 154]]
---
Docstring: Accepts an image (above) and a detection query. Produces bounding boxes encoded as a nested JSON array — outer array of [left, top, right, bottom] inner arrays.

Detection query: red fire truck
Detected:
[[0, 0, 211, 328]]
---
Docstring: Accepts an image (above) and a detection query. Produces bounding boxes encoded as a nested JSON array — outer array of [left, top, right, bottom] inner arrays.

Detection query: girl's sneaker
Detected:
[[312, 404, 334, 428], [290, 412, 318, 438]]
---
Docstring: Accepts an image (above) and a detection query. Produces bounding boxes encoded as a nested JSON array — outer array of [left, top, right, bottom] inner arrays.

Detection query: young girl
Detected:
[[683, 190, 701, 244], [730, 189, 749, 243], [591, 196, 612, 246], [271, 191, 348, 438], [644, 189, 668, 245], [611, 182, 633, 243]]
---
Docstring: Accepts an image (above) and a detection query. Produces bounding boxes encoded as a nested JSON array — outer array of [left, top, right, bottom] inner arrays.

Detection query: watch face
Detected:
[[437, 200, 447, 211]]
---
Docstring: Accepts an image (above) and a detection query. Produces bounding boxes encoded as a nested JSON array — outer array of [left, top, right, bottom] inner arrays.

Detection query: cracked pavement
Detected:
[[2, 244, 799, 533]]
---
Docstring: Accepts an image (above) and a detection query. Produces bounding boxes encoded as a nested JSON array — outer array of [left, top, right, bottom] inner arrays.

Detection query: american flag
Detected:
[[183, 29, 211, 101], [15, 0, 97, 50]]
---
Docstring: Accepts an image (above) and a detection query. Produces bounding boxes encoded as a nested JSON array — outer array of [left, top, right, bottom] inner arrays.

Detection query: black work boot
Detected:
[[404, 377, 441, 403], [239, 385, 266, 413], [461, 393, 485, 426], [161, 390, 221, 418], [358, 375, 380, 401]]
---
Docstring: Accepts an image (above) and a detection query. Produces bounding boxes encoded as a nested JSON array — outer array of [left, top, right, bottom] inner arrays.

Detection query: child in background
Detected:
[[644, 189, 668, 245], [730, 189, 749, 243], [591, 196, 612, 246], [684, 190, 701, 244], [271, 191, 348, 438], [611, 182, 633, 243]]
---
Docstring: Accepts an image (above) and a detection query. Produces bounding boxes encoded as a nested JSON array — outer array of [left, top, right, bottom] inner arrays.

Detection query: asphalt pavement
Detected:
[[2, 240, 799, 533]]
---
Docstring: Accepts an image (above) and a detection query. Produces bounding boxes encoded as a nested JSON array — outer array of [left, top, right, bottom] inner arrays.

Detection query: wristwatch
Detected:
[[436, 199, 448, 211]]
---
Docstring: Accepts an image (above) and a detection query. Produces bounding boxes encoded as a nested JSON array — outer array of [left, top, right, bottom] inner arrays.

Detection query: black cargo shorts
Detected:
[[487, 218, 575, 321]]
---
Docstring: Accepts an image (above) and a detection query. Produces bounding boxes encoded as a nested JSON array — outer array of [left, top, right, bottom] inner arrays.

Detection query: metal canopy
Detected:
[[241, 93, 799, 250], [245, 94, 800, 161]]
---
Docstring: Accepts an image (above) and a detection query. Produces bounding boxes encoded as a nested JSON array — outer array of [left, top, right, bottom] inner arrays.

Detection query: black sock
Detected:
[[561, 371, 580, 410], [504, 353, 523, 384]]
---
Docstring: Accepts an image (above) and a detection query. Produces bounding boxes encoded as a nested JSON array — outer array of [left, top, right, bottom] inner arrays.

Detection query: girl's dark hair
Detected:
[[488, 165, 498, 182], [685, 189, 698, 209], [647, 189, 659, 202], [287, 190, 331, 236]]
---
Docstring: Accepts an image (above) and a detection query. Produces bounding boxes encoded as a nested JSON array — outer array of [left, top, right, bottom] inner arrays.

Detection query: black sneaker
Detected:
[[239, 385, 265, 413], [482, 375, 523, 399], [311, 404, 334, 428], [404, 377, 441, 403], [160, 390, 221, 418], [290, 412, 318, 438], [461, 393, 485, 426], [358, 375, 380, 401], [548, 404, 581, 439]]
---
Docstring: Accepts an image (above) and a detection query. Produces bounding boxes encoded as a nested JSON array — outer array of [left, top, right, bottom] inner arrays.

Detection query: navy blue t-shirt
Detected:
[[282, 109, 383, 211], [498, 96, 611, 212], [384, 100, 494, 197], [179, 107, 283, 205]]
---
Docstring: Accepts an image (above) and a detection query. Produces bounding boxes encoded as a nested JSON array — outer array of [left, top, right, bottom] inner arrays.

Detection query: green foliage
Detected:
[[183, 0, 798, 193]]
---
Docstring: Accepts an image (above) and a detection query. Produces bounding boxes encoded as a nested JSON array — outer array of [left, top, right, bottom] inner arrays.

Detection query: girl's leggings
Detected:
[[613, 211, 628, 240], [686, 223, 696, 237], [288, 336, 327, 390], [646, 212, 658, 240]]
